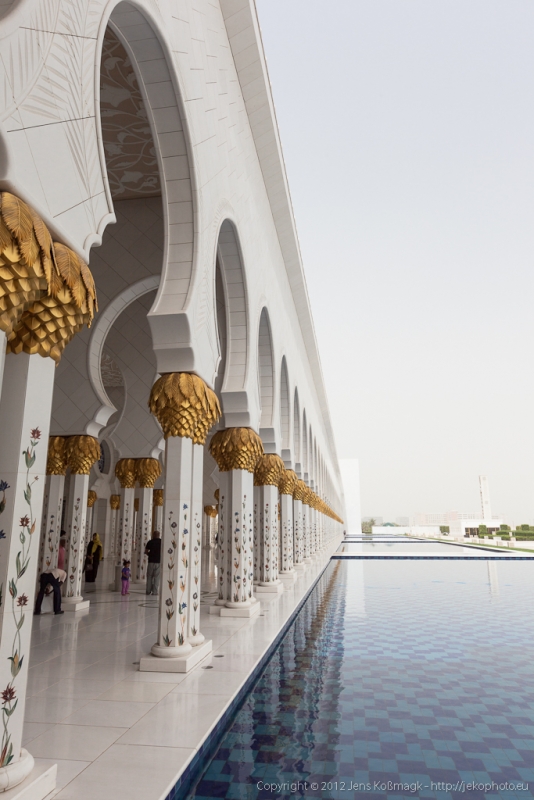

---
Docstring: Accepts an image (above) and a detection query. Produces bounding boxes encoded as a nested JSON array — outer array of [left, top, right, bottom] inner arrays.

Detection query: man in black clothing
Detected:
[[34, 568, 67, 615], [145, 530, 161, 596]]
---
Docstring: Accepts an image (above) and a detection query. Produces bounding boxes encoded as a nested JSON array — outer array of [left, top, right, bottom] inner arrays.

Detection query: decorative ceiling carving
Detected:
[[101, 353, 124, 388], [100, 28, 161, 200]]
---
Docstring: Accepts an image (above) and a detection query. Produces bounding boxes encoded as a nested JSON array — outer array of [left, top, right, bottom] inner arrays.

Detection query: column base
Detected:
[[303, 557, 312, 564], [255, 581, 284, 594], [140, 640, 212, 673], [63, 597, 90, 612], [0, 754, 55, 798], [279, 570, 298, 584], [209, 599, 261, 618], [294, 563, 307, 573]]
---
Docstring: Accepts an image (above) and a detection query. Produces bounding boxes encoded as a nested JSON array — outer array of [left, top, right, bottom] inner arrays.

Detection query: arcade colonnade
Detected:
[[0, 0, 345, 793]]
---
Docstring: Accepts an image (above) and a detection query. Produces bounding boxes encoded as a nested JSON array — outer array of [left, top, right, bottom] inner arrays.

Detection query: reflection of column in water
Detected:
[[487, 561, 499, 597], [345, 559, 366, 618]]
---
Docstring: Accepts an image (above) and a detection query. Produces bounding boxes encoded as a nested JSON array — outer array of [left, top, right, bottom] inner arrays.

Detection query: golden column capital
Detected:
[[209, 427, 263, 473], [65, 435, 100, 475], [278, 469, 298, 496], [253, 454, 285, 487], [293, 479, 308, 502], [0, 192, 98, 363], [87, 490, 97, 508], [46, 436, 67, 476], [115, 458, 137, 489], [153, 489, 164, 507], [136, 457, 162, 488], [110, 494, 121, 510], [148, 372, 221, 442], [204, 505, 218, 518]]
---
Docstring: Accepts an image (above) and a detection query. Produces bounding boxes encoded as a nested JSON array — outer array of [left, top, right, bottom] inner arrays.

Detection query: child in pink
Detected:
[[121, 560, 131, 595]]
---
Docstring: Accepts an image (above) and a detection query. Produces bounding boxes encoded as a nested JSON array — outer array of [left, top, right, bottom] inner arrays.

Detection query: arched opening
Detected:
[[258, 308, 274, 429], [302, 409, 308, 478], [214, 220, 253, 428], [280, 357, 290, 464], [293, 389, 301, 473]]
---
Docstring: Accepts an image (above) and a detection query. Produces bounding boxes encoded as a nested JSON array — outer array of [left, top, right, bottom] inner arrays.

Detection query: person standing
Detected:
[[34, 568, 67, 615], [121, 560, 131, 595], [145, 530, 161, 596], [85, 533, 103, 583]]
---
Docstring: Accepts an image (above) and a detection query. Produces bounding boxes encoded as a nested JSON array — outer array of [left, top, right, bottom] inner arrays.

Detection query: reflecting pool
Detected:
[[183, 560, 534, 799]]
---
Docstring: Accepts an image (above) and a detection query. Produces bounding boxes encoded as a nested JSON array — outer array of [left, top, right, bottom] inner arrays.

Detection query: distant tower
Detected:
[[479, 475, 492, 520]]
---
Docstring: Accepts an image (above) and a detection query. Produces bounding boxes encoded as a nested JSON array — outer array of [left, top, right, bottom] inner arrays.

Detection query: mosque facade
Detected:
[[0, 0, 344, 795]]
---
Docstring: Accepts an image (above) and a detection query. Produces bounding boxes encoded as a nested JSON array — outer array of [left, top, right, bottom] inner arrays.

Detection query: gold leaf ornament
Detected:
[[136, 458, 162, 488], [115, 458, 137, 488], [149, 372, 221, 442], [278, 469, 298, 496], [209, 427, 264, 473], [0, 192, 98, 363], [292, 479, 308, 502], [87, 490, 97, 508], [253, 454, 285, 487], [65, 436, 101, 475], [110, 494, 121, 510], [46, 436, 67, 475], [153, 489, 164, 507]]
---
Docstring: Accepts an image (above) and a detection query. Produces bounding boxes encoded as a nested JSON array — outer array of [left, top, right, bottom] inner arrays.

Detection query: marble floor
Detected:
[[23, 543, 340, 800]]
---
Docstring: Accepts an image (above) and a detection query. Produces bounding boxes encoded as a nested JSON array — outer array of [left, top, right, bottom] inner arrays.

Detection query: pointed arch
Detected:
[[302, 409, 308, 476], [216, 220, 249, 394], [293, 389, 301, 466], [258, 308, 274, 428], [280, 357, 290, 451]]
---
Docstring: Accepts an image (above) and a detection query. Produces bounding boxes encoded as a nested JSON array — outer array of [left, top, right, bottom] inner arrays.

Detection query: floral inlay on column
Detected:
[[0, 428, 40, 767]]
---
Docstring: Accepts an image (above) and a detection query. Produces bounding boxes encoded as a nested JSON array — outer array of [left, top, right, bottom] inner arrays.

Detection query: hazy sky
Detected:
[[255, 0, 534, 523]]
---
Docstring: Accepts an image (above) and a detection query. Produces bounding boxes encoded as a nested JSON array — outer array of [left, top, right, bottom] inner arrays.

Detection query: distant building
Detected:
[[396, 516, 410, 526]]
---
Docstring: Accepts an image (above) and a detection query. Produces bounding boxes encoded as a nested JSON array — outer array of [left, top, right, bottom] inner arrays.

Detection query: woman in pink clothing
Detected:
[[121, 560, 131, 595]]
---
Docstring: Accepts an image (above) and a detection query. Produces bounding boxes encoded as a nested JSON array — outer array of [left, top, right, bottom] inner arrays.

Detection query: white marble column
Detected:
[[118, 488, 135, 563], [278, 469, 298, 582], [63, 436, 100, 612], [0, 330, 5, 398], [293, 490, 305, 572], [224, 468, 255, 609], [253, 485, 261, 584], [109, 495, 120, 560], [153, 490, 164, 532], [141, 371, 220, 672], [209, 427, 263, 617], [256, 484, 283, 594], [85, 491, 96, 541], [115, 458, 137, 564], [214, 477, 229, 606], [146, 436, 194, 659], [253, 455, 285, 595], [0, 353, 55, 786], [38, 438, 67, 574], [188, 443, 205, 645], [39, 474, 65, 573], [134, 458, 161, 584]]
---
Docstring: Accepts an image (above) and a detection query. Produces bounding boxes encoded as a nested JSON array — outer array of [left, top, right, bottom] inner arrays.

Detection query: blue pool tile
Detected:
[[175, 561, 534, 800]]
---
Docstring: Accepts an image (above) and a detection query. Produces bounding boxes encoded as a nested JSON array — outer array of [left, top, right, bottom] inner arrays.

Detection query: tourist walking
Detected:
[[121, 560, 131, 595], [34, 568, 67, 615], [85, 533, 103, 583], [145, 530, 161, 596]]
